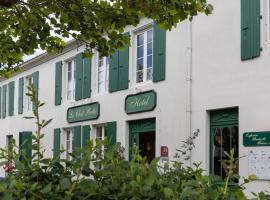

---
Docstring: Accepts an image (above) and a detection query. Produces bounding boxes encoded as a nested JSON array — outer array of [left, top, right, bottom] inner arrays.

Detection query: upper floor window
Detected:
[[136, 29, 153, 83], [66, 60, 75, 101], [98, 57, 109, 93], [25, 76, 33, 111]]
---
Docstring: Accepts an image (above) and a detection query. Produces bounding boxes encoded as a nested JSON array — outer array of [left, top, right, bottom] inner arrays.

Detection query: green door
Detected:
[[210, 108, 239, 179], [129, 118, 155, 160]]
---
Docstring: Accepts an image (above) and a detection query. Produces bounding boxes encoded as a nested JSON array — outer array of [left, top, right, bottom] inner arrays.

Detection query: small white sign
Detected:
[[248, 150, 270, 180]]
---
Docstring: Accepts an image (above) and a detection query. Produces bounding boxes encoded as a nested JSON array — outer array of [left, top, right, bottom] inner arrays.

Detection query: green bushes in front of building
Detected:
[[0, 86, 268, 200]]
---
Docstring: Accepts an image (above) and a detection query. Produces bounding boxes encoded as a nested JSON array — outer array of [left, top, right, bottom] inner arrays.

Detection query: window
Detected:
[[65, 129, 74, 161], [25, 76, 33, 111], [98, 57, 109, 93], [66, 60, 75, 101], [95, 126, 107, 169], [136, 29, 153, 83]]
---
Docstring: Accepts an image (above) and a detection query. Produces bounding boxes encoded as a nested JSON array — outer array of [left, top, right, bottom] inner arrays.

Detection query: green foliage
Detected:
[[0, 85, 266, 200], [0, 0, 212, 75]]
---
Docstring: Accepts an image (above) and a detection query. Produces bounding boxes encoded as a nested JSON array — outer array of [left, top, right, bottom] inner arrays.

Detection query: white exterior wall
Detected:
[[0, 0, 270, 193], [192, 0, 270, 194], [0, 19, 190, 177]]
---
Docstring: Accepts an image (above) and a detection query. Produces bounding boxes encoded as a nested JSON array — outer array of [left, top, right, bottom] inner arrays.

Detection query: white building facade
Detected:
[[0, 0, 270, 194]]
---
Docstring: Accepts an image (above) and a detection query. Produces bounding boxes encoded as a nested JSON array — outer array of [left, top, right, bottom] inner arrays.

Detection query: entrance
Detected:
[[129, 118, 156, 163], [210, 108, 239, 179]]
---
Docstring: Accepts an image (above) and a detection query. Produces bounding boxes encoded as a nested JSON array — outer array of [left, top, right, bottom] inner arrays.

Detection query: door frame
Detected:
[[129, 118, 156, 160], [209, 108, 239, 174]]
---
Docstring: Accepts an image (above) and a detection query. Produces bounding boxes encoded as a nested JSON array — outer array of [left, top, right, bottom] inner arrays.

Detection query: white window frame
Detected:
[[25, 76, 33, 112], [93, 125, 107, 170], [97, 56, 109, 94], [66, 60, 75, 101], [135, 28, 153, 84], [64, 129, 74, 161], [267, 0, 270, 47]]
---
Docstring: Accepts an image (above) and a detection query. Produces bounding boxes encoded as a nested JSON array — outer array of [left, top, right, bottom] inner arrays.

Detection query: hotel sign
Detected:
[[67, 103, 100, 123], [125, 91, 156, 114], [243, 132, 270, 147]]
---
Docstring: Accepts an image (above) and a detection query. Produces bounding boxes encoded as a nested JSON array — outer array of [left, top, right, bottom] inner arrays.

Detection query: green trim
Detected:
[[209, 108, 238, 174], [53, 128, 61, 159], [129, 118, 155, 160]]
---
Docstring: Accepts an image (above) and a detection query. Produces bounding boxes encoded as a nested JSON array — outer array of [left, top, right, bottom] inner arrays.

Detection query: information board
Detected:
[[248, 150, 270, 180]]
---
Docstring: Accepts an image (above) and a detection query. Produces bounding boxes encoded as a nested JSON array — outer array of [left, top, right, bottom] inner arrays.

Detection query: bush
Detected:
[[0, 85, 266, 200]]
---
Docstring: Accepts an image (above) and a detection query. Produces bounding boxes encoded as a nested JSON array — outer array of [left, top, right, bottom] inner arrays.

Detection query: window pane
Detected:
[[147, 30, 153, 43], [147, 55, 152, 68], [137, 34, 144, 46], [136, 71, 143, 83], [147, 68, 153, 81], [147, 42, 152, 55], [137, 46, 144, 58], [137, 58, 144, 70]]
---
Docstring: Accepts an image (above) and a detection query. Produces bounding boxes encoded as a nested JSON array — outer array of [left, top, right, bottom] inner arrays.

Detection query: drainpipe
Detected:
[[186, 20, 193, 166]]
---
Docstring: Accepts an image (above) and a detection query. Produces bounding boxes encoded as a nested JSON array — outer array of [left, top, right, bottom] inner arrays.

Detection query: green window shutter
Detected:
[[73, 126, 82, 156], [241, 0, 261, 60], [19, 131, 32, 160], [109, 51, 119, 93], [106, 121, 117, 146], [18, 78, 24, 114], [75, 53, 83, 101], [82, 125, 90, 148], [82, 57, 91, 99], [0, 87, 2, 119], [55, 61, 62, 106], [33, 71, 39, 111], [118, 33, 130, 90], [33, 71, 39, 98], [53, 128, 61, 159], [2, 85, 6, 118], [8, 81, 15, 116], [153, 22, 166, 82]]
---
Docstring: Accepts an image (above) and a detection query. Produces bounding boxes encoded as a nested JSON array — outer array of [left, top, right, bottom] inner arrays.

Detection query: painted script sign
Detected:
[[125, 91, 156, 114], [243, 132, 270, 147], [67, 103, 100, 123]]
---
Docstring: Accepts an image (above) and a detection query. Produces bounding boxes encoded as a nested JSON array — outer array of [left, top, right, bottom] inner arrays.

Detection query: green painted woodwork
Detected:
[[153, 22, 166, 82], [33, 71, 39, 99], [0, 87, 1, 118], [75, 53, 83, 101], [67, 102, 100, 123], [55, 61, 62, 106], [8, 81, 15, 116], [19, 131, 32, 161], [2, 85, 6, 118], [118, 33, 130, 90], [209, 108, 238, 174], [109, 33, 130, 92], [82, 125, 91, 148], [106, 121, 117, 146], [125, 91, 156, 114], [53, 128, 61, 159], [129, 118, 156, 160], [109, 51, 119, 92], [243, 132, 270, 146], [241, 0, 261, 60], [73, 126, 82, 157], [82, 57, 92, 99], [18, 77, 24, 114]]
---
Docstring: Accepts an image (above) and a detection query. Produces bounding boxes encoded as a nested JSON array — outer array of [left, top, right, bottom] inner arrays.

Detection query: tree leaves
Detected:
[[0, 0, 212, 76]]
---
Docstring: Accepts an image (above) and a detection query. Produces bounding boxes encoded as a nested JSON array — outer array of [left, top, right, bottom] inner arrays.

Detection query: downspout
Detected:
[[186, 20, 193, 166]]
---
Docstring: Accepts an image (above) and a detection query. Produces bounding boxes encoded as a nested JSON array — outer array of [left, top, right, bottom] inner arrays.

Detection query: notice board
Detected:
[[248, 150, 270, 180]]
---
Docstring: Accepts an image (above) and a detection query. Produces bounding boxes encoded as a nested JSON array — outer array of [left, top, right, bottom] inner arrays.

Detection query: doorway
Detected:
[[210, 108, 239, 179], [129, 118, 156, 163]]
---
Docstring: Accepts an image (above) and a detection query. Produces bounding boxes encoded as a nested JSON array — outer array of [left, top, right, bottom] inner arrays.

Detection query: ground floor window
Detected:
[[65, 129, 74, 161], [129, 118, 156, 163], [210, 108, 239, 179]]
